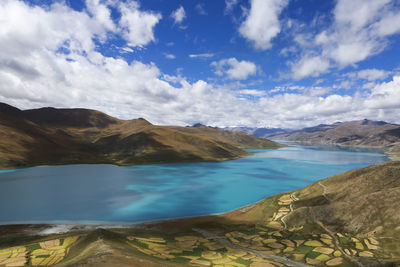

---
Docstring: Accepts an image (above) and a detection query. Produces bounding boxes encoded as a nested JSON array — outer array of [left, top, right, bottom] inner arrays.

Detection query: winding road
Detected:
[[280, 193, 297, 230]]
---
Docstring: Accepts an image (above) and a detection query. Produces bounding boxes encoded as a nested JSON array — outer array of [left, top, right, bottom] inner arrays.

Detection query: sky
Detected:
[[1, 0, 400, 128]]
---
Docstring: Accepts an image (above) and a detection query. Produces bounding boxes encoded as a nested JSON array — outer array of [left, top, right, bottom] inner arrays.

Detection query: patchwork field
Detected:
[[0, 236, 78, 267]]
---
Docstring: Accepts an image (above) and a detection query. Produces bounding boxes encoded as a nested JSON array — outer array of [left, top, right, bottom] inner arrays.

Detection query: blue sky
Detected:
[[1, 0, 400, 128]]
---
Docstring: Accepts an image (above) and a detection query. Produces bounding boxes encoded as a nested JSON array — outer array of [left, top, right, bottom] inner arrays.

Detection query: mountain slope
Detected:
[[0, 103, 283, 169], [223, 161, 400, 266], [272, 119, 400, 147]]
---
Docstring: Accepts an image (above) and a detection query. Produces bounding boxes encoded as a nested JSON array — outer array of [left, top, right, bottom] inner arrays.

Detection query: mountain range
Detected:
[[225, 120, 400, 160], [0, 103, 282, 169]]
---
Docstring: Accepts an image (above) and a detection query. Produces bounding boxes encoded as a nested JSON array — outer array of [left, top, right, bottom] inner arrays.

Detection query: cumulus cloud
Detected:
[[171, 6, 186, 24], [118, 1, 161, 47], [211, 58, 258, 80], [239, 0, 289, 50], [291, 56, 330, 80], [290, 0, 400, 79], [365, 76, 400, 109], [85, 0, 115, 32]]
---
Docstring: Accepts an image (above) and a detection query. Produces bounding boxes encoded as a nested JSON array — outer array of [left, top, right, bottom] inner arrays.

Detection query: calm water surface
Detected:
[[0, 145, 388, 224]]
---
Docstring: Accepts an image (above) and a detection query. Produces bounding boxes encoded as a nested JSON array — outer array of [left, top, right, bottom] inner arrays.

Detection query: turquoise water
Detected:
[[0, 145, 388, 224]]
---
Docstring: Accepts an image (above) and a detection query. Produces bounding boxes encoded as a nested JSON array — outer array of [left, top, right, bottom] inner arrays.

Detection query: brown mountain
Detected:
[[273, 119, 400, 146], [272, 119, 400, 157], [0, 103, 282, 169]]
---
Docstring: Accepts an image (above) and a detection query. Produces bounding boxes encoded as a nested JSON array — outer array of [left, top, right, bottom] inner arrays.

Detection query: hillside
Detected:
[[1, 162, 399, 266], [0, 103, 283, 169], [271, 120, 400, 147], [227, 121, 400, 155], [228, 120, 400, 160]]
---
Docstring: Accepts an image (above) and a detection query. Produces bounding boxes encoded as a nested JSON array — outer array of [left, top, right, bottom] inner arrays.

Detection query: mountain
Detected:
[[233, 119, 400, 159], [224, 126, 290, 138], [0, 103, 283, 169], [1, 162, 398, 266], [271, 119, 400, 147]]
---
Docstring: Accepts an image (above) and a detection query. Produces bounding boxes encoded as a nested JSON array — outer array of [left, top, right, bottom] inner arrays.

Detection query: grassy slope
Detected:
[[224, 161, 400, 264], [0, 103, 283, 169]]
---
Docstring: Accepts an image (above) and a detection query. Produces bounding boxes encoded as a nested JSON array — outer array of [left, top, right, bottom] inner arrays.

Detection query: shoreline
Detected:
[[0, 195, 268, 230], [0, 146, 291, 171], [0, 145, 391, 230], [274, 139, 400, 161]]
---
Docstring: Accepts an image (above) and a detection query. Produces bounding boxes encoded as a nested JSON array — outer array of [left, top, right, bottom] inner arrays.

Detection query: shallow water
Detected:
[[0, 145, 388, 224]]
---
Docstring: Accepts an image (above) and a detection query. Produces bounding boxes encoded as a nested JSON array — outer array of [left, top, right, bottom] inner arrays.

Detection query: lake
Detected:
[[0, 144, 388, 224]]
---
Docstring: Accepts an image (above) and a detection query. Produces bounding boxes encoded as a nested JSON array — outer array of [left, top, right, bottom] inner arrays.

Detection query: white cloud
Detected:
[[238, 89, 267, 96], [291, 55, 330, 80], [171, 6, 186, 24], [1, 0, 400, 129], [164, 53, 176, 59], [365, 76, 400, 109], [85, 0, 115, 33], [347, 69, 391, 81], [118, 2, 161, 47], [121, 47, 134, 53], [225, 0, 239, 14], [189, 53, 214, 59], [239, 0, 289, 50], [290, 0, 400, 79], [211, 58, 258, 80]]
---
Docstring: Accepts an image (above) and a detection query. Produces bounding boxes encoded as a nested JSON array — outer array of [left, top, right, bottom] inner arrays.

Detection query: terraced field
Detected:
[[0, 236, 78, 266], [123, 223, 382, 267], [120, 191, 386, 266], [126, 234, 284, 267], [0, 193, 387, 267]]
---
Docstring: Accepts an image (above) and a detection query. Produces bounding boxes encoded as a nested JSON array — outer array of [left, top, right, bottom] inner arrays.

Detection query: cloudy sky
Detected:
[[1, 0, 400, 128]]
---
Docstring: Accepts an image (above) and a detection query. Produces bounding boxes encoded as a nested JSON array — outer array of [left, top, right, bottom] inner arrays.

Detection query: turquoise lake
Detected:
[[0, 144, 388, 224]]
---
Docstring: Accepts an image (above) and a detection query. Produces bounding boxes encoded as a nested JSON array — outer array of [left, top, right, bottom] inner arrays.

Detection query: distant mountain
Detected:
[[224, 126, 290, 138], [0, 103, 283, 169], [223, 120, 400, 159], [271, 119, 400, 151]]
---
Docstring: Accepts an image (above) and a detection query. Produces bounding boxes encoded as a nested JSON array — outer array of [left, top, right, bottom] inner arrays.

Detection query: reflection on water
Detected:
[[0, 145, 388, 224]]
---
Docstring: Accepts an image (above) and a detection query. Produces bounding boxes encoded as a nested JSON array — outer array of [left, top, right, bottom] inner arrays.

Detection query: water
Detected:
[[0, 145, 388, 224]]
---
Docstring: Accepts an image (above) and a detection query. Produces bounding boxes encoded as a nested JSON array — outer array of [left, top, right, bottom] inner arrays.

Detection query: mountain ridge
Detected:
[[0, 102, 283, 169], [225, 119, 400, 160]]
